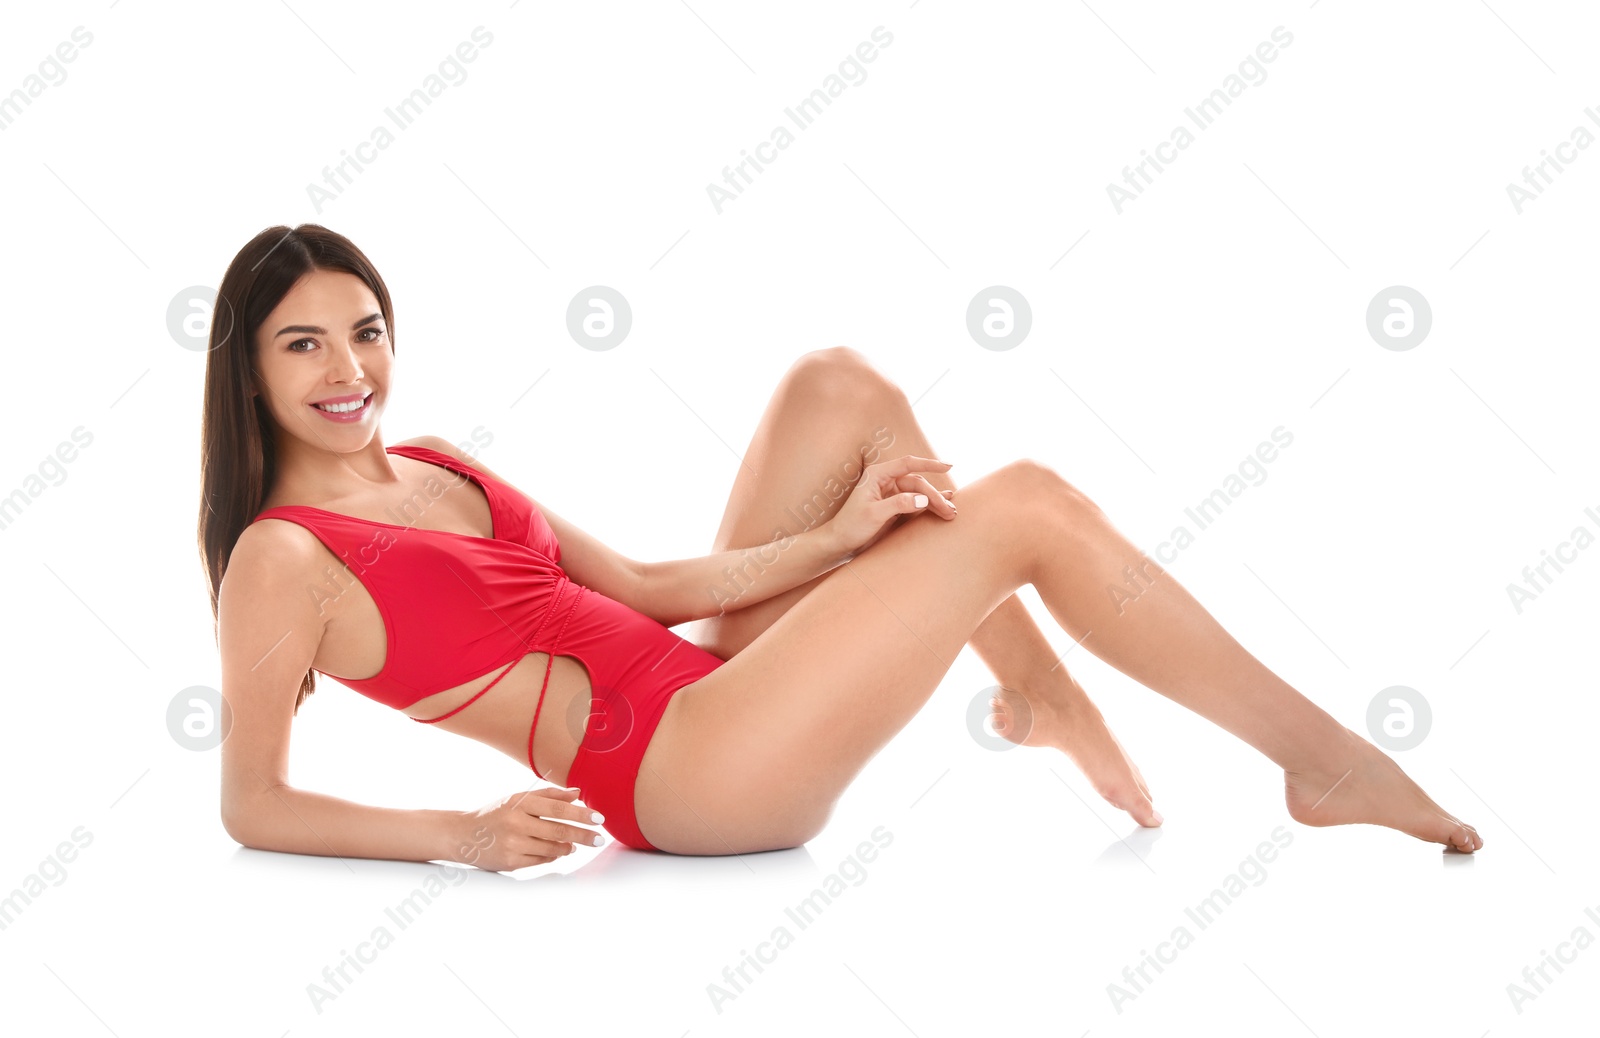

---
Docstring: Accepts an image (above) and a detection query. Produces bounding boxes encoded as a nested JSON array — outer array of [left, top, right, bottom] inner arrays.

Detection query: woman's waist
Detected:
[[539, 586, 717, 673], [403, 652, 595, 781]]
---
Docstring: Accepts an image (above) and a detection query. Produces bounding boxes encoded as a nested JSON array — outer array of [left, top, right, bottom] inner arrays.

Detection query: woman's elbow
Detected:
[[221, 808, 254, 848], [221, 800, 272, 850]]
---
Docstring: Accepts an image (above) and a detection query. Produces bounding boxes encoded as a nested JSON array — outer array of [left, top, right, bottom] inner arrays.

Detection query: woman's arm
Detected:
[[221, 517, 603, 871], [225, 783, 466, 864], [405, 435, 854, 626], [219, 522, 471, 865], [632, 526, 852, 627], [636, 452, 958, 626]]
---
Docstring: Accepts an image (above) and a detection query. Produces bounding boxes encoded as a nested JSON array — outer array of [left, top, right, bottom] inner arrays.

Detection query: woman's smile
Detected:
[[309, 391, 374, 422]]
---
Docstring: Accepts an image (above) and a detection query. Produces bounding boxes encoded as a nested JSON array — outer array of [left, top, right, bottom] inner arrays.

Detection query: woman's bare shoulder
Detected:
[[394, 434, 511, 485], [224, 516, 325, 592]]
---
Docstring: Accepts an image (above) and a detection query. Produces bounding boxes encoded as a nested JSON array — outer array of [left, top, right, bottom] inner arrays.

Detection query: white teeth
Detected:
[[314, 395, 368, 413]]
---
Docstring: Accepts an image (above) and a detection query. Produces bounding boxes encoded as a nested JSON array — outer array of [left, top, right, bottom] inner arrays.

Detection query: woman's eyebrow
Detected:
[[273, 313, 384, 339]]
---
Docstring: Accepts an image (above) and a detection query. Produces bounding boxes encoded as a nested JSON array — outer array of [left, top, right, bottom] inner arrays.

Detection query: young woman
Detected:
[[202, 225, 1481, 872]]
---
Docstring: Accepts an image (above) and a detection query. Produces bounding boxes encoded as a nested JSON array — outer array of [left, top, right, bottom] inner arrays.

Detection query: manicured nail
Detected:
[[590, 811, 605, 823], [913, 494, 928, 508], [592, 833, 606, 846]]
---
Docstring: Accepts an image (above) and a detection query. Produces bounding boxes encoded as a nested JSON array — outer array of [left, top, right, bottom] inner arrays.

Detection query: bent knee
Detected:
[[983, 458, 1102, 522], [992, 457, 1080, 497], [797, 344, 872, 374], [788, 346, 904, 410]]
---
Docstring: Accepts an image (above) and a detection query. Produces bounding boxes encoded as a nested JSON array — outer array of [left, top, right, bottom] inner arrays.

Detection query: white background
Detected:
[[1, 1, 1595, 1035]]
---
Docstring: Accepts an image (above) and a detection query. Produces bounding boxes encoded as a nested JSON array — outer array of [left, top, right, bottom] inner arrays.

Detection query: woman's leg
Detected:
[[641, 459, 1482, 856], [686, 347, 1159, 825]]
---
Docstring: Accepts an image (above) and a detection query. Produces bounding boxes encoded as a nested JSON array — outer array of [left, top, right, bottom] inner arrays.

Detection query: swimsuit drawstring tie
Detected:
[[527, 580, 587, 779]]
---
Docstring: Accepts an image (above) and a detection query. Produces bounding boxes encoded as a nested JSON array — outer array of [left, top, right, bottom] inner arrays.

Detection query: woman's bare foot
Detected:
[[990, 685, 1163, 828], [1284, 726, 1483, 852]]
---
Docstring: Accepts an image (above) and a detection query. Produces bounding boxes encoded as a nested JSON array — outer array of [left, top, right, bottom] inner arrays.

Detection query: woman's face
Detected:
[[252, 268, 391, 450]]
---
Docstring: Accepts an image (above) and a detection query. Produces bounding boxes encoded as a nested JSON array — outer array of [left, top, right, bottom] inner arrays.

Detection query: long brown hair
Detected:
[[198, 224, 395, 714]]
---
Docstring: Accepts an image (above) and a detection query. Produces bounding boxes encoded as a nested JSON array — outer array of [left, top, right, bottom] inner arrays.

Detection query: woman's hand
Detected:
[[825, 454, 956, 559], [455, 786, 605, 872]]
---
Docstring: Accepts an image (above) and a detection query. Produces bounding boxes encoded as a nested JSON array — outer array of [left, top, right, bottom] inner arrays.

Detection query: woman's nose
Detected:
[[327, 341, 363, 381]]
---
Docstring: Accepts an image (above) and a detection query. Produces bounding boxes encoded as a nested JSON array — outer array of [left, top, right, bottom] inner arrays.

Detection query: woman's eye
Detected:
[[288, 329, 383, 352]]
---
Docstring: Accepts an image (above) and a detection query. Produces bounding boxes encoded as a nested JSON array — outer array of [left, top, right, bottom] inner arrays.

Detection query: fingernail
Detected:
[[590, 811, 605, 823], [913, 494, 928, 508], [592, 833, 606, 846]]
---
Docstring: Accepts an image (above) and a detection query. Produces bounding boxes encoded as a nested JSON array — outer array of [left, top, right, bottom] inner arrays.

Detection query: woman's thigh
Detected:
[[636, 461, 1055, 854], [689, 347, 915, 660]]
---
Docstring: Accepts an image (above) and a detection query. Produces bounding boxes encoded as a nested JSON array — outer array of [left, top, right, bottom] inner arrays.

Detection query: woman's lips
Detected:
[[310, 393, 372, 422]]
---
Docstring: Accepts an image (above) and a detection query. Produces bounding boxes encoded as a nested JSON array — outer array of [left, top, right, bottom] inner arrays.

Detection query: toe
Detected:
[[1113, 787, 1162, 827], [1128, 786, 1161, 826], [1449, 816, 1482, 851]]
